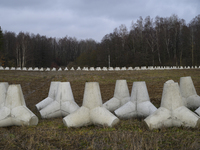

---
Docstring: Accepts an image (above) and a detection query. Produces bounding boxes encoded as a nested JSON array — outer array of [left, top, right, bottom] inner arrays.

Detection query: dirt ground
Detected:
[[0, 69, 200, 149]]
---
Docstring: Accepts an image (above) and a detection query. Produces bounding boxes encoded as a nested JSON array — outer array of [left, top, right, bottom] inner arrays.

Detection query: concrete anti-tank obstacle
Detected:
[[46, 68, 50, 71], [63, 82, 119, 127], [58, 67, 62, 71], [103, 80, 130, 112], [0, 84, 38, 127], [128, 67, 133, 70], [114, 81, 157, 119], [179, 76, 200, 109], [144, 80, 200, 130], [39, 82, 79, 118], [36, 81, 60, 111]]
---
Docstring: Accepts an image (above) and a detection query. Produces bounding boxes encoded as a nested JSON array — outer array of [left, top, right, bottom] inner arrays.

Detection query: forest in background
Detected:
[[0, 14, 200, 68]]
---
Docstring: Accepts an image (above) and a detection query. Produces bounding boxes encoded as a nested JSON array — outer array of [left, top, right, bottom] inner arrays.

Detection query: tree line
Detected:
[[0, 14, 200, 68]]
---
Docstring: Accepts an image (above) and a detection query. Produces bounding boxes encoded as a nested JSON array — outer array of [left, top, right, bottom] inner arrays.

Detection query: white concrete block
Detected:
[[96, 67, 101, 71], [115, 81, 156, 119], [5, 67, 9, 70], [180, 76, 200, 108], [89, 67, 95, 71], [114, 101, 137, 119], [144, 80, 200, 130], [39, 67, 44, 71], [108, 67, 114, 71], [28, 67, 33, 71], [115, 67, 121, 71], [63, 106, 91, 127], [103, 80, 130, 112], [121, 67, 126, 70], [39, 82, 79, 118], [51, 68, 56, 71], [46, 68, 50, 71], [58, 67, 62, 71], [127, 67, 133, 70], [141, 66, 147, 70], [22, 67, 27, 71], [90, 107, 119, 127], [0, 84, 38, 127], [148, 66, 154, 70], [36, 81, 60, 111], [82, 82, 102, 109], [77, 67, 81, 70], [102, 67, 108, 71], [0, 82, 9, 108], [134, 67, 140, 70], [63, 82, 119, 127]]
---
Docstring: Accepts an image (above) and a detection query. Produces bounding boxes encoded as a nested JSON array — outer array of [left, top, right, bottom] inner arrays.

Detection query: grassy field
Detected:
[[0, 69, 200, 149]]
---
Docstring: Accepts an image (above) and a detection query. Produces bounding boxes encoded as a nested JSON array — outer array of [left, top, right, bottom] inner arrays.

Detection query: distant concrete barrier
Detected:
[[0, 66, 199, 71]]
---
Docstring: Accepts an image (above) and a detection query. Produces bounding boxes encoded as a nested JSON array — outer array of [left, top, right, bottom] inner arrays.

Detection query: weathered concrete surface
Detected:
[[180, 76, 200, 109], [39, 82, 79, 118], [103, 80, 130, 112], [115, 81, 157, 119], [0, 84, 38, 127], [144, 80, 200, 130], [36, 81, 60, 111], [63, 82, 119, 127], [0, 82, 9, 108]]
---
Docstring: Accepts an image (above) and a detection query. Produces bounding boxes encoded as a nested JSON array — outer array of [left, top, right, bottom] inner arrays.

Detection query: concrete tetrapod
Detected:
[[179, 76, 200, 109], [114, 81, 157, 119], [103, 80, 130, 112], [39, 82, 79, 118], [63, 82, 119, 127], [144, 80, 200, 130], [36, 81, 60, 111], [0, 84, 38, 127]]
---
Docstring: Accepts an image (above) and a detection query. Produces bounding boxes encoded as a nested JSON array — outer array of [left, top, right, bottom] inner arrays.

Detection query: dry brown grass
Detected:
[[0, 69, 200, 149]]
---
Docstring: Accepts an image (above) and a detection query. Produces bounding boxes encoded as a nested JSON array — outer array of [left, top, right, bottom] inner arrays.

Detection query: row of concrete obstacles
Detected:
[[0, 76, 200, 129], [1, 66, 200, 71]]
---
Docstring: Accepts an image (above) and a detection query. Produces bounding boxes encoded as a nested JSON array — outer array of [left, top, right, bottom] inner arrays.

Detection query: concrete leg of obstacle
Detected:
[[0, 82, 9, 108], [0, 84, 38, 127], [144, 80, 200, 130], [114, 81, 157, 119], [39, 82, 79, 118], [63, 82, 119, 127], [180, 76, 200, 109], [36, 81, 60, 111], [103, 80, 130, 112]]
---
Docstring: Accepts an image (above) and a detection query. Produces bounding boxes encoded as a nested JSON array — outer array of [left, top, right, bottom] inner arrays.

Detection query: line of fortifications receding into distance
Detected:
[[0, 66, 200, 71]]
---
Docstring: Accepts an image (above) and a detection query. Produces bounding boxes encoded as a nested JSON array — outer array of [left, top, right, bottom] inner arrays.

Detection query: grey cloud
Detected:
[[0, 0, 200, 42]]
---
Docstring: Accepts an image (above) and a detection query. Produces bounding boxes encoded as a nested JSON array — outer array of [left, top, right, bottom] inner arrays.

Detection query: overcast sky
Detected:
[[0, 0, 200, 42]]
